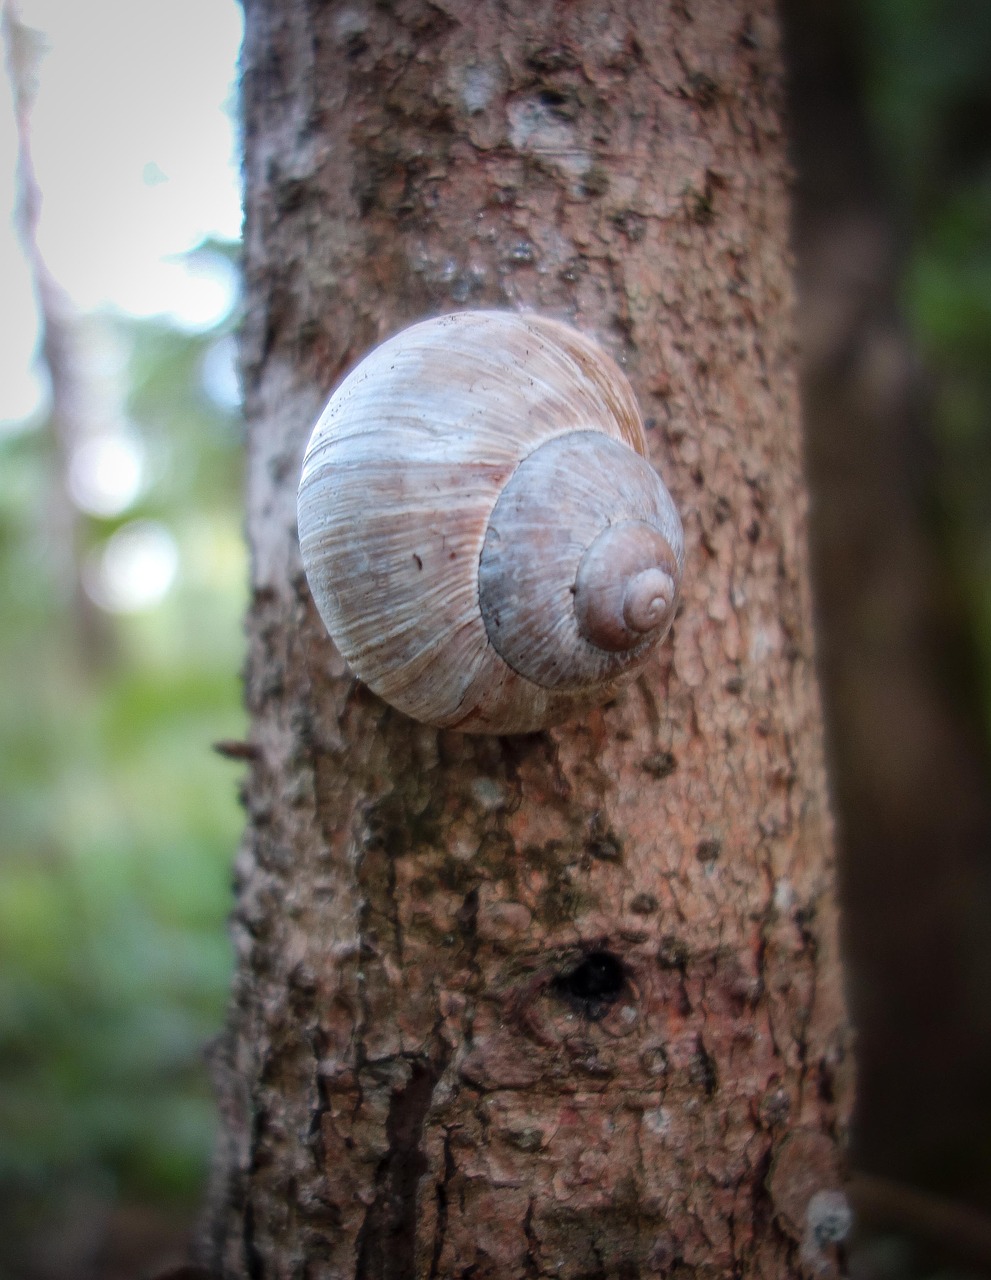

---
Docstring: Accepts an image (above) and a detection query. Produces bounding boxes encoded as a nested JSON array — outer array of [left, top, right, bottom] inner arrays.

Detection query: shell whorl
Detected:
[[476, 431, 682, 692], [575, 522, 680, 652], [297, 311, 684, 733]]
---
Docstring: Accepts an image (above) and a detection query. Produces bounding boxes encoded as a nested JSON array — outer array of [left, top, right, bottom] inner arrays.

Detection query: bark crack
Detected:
[[243, 1192, 264, 1280], [523, 1197, 540, 1278], [354, 1054, 448, 1280], [427, 1125, 456, 1280]]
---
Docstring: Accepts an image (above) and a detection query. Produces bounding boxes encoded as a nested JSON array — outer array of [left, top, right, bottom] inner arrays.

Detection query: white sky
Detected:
[[0, 0, 243, 426]]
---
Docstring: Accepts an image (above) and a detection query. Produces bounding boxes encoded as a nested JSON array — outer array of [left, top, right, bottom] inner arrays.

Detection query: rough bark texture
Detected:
[[207, 2, 853, 1276]]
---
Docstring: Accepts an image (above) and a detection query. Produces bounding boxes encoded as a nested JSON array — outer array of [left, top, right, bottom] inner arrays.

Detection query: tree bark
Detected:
[[206, 2, 852, 1276]]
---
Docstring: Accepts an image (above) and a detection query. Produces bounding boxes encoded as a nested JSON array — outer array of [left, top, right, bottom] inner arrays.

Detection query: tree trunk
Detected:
[[206, 2, 852, 1276], [783, 0, 991, 1205]]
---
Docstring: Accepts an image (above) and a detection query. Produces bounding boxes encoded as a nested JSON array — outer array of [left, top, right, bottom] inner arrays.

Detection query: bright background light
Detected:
[[84, 518, 179, 612], [67, 431, 145, 517], [0, 0, 242, 427]]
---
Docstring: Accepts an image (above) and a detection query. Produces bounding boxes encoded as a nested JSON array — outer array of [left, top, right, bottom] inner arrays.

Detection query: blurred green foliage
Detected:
[[862, 0, 991, 733], [0, 259, 246, 1264]]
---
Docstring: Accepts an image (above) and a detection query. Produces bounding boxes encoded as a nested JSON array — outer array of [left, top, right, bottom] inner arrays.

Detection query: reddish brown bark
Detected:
[[206, 1, 852, 1275]]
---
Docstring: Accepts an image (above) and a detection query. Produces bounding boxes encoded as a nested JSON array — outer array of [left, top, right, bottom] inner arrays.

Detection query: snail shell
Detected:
[[297, 311, 684, 734]]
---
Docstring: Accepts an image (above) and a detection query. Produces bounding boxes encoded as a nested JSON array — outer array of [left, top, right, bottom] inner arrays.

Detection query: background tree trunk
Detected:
[[783, 0, 991, 1208], [207, 1, 852, 1275]]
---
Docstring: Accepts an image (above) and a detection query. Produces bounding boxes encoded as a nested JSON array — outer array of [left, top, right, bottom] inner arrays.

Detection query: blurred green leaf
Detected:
[[0, 244, 246, 1227]]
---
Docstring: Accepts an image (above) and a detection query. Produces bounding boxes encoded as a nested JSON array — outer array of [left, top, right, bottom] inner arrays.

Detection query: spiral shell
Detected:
[[297, 311, 684, 733]]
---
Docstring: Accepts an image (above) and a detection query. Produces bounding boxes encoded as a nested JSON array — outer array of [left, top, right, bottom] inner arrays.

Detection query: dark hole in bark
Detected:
[[552, 949, 626, 1020], [539, 88, 570, 111]]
